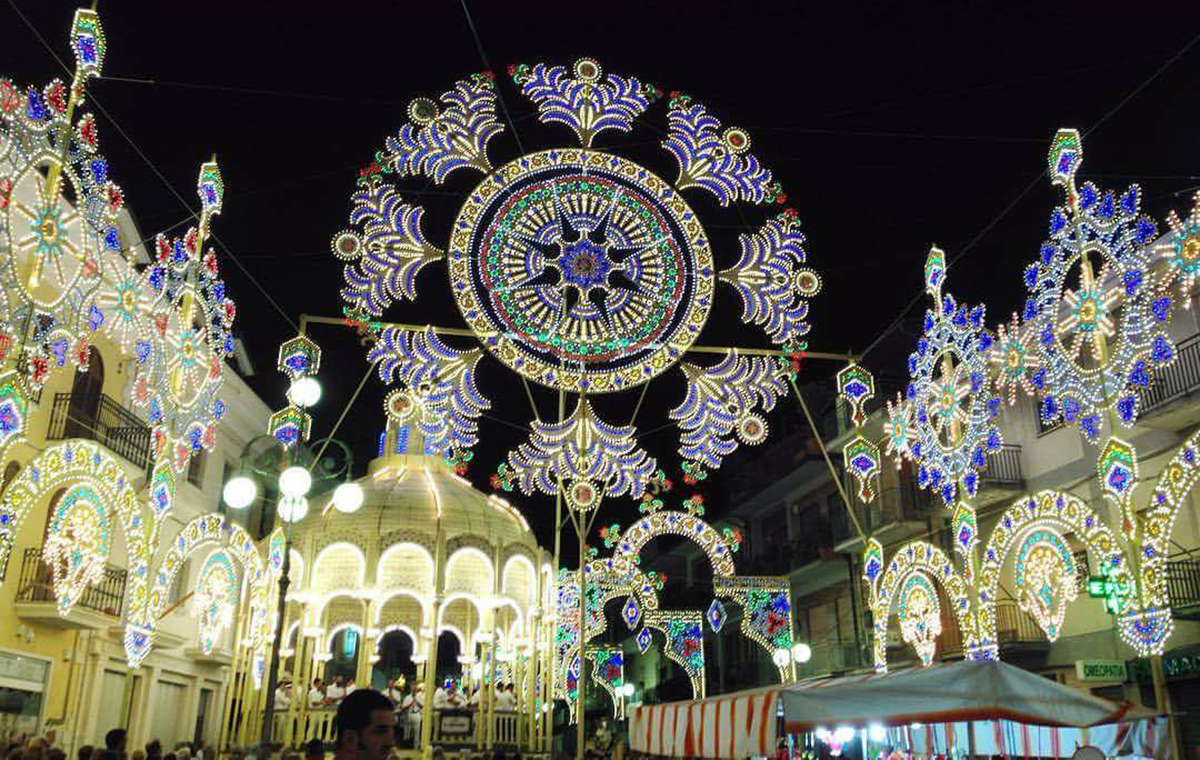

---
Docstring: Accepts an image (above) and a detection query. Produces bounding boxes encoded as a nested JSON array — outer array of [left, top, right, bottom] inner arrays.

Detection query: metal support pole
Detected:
[[260, 527, 293, 747]]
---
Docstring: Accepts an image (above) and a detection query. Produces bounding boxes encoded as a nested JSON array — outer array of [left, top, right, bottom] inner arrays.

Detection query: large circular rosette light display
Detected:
[[334, 59, 822, 511]]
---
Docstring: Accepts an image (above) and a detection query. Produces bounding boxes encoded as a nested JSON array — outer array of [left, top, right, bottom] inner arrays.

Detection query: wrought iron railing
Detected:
[[16, 547, 126, 616], [982, 444, 1023, 486], [1140, 334, 1200, 414], [46, 392, 151, 471], [1166, 558, 1200, 612]]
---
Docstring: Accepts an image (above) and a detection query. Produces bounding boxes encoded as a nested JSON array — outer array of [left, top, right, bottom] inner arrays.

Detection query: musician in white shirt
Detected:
[[495, 683, 517, 712], [325, 675, 347, 704], [307, 677, 326, 707], [433, 680, 465, 709]]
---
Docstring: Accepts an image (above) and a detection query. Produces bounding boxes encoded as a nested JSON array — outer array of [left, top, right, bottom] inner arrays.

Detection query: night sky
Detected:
[[4, 1, 1198, 564]]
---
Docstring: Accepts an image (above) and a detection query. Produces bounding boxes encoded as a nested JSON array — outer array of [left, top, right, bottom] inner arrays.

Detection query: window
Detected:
[[187, 449, 207, 488]]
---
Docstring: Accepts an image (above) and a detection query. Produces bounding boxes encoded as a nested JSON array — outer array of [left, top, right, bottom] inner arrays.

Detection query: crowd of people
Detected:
[[2, 730, 217, 760]]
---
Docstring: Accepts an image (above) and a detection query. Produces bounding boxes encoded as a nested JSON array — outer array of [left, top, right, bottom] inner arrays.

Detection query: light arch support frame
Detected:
[[977, 490, 1127, 646], [868, 541, 976, 673], [500, 551, 538, 605], [438, 591, 489, 641], [642, 610, 706, 700], [0, 442, 152, 662], [712, 575, 794, 682], [609, 510, 738, 578]]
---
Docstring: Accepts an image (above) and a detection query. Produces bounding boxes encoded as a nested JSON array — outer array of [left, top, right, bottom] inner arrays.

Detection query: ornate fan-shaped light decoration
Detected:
[[1013, 528, 1077, 642], [669, 351, 788, 473], [897, 571, 941, 667], [719, 211, 820, 346], [192, 550, 239, 655], [906, 246, 1002, 506], [1024, 129, 1169, 440], [497, 397, 655, 511], [42, 483, 111, 615], [511, 58, 660, 147], [367, 326, 488, 462]]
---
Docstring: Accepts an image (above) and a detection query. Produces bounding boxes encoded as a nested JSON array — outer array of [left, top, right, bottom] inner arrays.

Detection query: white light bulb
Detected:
[[869, 724, 886, 743], [278, 496, 309, 523], [791, 642, 812, 663], [278, 466, 312, 498], [332, 482, 364, 513], [222, 475, 256, 510], [834, 727, 855, 744], [772, 648, 791, 667], [287, 376, 321, 408]]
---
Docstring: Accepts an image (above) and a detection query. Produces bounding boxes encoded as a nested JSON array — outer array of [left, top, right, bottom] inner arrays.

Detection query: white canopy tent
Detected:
[[629, 660, 1169, 758]]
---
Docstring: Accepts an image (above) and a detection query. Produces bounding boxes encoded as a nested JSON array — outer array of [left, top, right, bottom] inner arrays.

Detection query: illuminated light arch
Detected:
[[870, 541, 974, 673], [436, 623, 467, 653], [376, 624, 419, 651], [977, 490, 1125, 645], [0, 442, 150, 659], [317, 592, 367, 624], [326, 622, 365, 651], [375, 589, 430, 625], [444, 546, 495, 599], [712, 575, 793, 682], [1145, 429, 1200, 607], [610, 510, 737, 577], [43, 482, 114, 616], [192, 549, 241, 656], [288, 548, 305, 585], [897, 571, 941, 667], [438, 591, 488, 627], [377, 541, 435, 589], [312, 541, 368, 588], [147, 513, 271, 668], [501, 553, 537, 602]]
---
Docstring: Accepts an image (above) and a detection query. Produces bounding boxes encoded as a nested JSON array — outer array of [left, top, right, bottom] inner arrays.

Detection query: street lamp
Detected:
[[791, 642, 812, 664], [222, 475, 257, 510]]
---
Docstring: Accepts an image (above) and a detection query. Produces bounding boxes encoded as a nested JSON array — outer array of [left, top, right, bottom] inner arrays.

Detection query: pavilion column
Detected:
[[419, 596, 442, 759], [358, 601, 375, 687]]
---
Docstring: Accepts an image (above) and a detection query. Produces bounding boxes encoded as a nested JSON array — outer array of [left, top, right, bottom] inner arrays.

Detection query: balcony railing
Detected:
[[833, 482, 934, 542], [932, 601, 1043, 658], [982, 444, 1023, 486], [46, 392, 151, 471], [16, 547, 126, 616], [1165, 557, 1200, 616], [1140, 334, 1200, 414]]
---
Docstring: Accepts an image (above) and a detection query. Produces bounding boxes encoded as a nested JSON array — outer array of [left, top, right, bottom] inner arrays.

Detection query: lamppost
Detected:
[[221, 335, 365, 749], [772, 641, 813, 683]]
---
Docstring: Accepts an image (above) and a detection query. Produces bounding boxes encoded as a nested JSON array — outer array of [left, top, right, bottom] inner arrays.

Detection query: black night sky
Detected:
[[3, 1, 1198, 565]]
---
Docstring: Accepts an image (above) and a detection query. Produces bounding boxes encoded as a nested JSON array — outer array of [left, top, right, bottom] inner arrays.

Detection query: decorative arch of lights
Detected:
[[0, 7, 244, 669], [858, 131, 1199, 670]]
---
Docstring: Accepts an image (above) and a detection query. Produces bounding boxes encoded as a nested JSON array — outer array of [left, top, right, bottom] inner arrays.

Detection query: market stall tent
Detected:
[[629, 660, 1169, 758]]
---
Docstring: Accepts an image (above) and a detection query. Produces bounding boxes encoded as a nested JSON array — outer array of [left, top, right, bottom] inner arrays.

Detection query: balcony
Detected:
[[833, 482, 934, 552], [1138, 334, 1200, 429], [938, 600, 1047, 661], [794, 639, 867, 678], [1165, 557, 1200, 620], [46, 392, 152, 472], [14, 547, 127, 628], [974, 444, 1025, 507]]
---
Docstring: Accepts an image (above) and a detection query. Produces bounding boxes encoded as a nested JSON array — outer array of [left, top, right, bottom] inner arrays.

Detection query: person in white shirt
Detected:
[[325, 676, 347, 704], [345, 677, 357, 695], [495, 683, 517, 712], [274, 680, 292, 710], [433, 680, 465, 709], [307, 678, 326, 708], [467, 685, 481, 709], [385, 679, 405, 706]]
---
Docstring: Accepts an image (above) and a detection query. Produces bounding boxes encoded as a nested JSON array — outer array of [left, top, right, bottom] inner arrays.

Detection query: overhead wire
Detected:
[[856, 27, 1200, 363]]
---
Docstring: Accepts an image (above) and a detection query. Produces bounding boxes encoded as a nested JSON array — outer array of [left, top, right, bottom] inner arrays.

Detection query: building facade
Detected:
[[0, 203, 272, 754]]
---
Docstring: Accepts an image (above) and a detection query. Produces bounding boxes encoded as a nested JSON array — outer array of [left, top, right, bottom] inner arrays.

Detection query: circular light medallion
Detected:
[[449, 149, 714, 393], [565, 479, 600, 511], [331, 230, 362, 261], [384, 388, 416, 423], [736, 413, 768, 445]]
